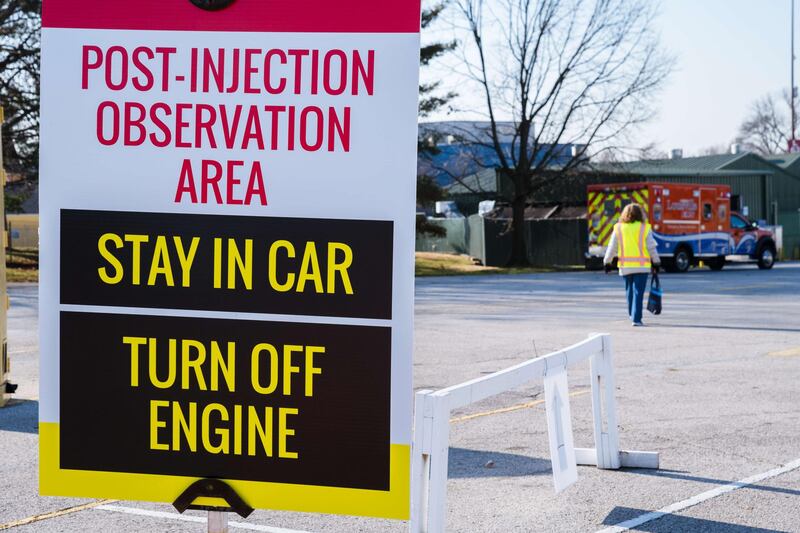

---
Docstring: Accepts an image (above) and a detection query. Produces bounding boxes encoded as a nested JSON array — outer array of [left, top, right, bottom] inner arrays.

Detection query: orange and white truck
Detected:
[[586, 182, 778, 272]]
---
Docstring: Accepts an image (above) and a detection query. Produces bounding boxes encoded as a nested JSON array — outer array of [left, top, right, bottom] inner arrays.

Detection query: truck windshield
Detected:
[[731, 215, 748, 229]]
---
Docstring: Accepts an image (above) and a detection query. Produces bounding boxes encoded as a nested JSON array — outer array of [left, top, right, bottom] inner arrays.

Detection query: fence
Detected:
[[409, 334, 658, 533], [416, 215, 586, 267], [7, 214, 38, 249], [415, 218, 470, 254]]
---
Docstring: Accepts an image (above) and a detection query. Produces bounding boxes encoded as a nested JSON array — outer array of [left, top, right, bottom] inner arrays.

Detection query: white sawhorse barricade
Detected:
[[409, 334, 659, 533]]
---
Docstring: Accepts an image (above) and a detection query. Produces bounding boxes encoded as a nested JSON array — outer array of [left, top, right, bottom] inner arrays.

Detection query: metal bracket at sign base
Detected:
[[173, 478, 254, 519]]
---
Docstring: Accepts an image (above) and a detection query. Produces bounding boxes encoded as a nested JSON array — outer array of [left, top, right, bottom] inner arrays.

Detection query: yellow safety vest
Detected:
[[615, 221, 652, 268]]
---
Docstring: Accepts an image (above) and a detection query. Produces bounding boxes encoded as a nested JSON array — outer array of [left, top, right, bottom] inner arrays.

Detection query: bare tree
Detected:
[[451, 0, 672, 265], [0, 0, 41, 182], [698, 143, 730, 156], [736, 92, 793, 155]]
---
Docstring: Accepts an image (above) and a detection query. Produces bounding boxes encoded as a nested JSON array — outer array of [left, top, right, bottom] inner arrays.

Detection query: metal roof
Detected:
[[598, 152, 759, 175], [764, 152, 800, 171], [444, 168, 497, 195], [418, 141, 574, 186]]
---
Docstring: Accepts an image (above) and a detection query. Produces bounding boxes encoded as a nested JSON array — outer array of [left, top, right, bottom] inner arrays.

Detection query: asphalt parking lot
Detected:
[[2, 262, 799, 532]]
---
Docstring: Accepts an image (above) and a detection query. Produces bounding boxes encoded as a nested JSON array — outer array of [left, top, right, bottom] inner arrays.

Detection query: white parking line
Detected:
[[94, 504, 312, 533], [596, 457, 800, 532]]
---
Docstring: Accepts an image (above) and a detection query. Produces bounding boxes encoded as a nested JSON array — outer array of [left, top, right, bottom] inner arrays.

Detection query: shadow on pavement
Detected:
[[0, 399, 39, 434], [602, 506, 789, 532], [622, 469, 800, 497], [448, 447, 551, 479], [656, 324, 800, 333]]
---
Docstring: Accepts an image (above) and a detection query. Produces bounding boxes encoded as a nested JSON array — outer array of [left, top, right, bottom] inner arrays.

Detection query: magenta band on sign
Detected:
[[43, 0, 423, 33]]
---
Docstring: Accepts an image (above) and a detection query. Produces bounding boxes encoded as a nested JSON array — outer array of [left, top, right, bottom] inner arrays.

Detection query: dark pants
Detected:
[[624, 273, 649, 323]]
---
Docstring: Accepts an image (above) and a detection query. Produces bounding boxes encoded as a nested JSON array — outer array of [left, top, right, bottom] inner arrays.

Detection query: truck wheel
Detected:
[[757, 244, 776, 270], [672, 246, 692, 273], [708, 257, 725, 271]]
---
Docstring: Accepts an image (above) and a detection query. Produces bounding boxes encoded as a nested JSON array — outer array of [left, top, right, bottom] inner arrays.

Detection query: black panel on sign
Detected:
[[59, 312, 392, 490], [60, 209, 393, 320]]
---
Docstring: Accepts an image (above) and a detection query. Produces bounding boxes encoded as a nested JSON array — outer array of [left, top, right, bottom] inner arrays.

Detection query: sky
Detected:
[[423, 0, 794, 157]]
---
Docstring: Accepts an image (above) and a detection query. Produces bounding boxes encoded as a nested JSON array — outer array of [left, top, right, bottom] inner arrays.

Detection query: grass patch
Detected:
[[6, 266, 38, 282], [6, 249, 39, 282], [416, 252, 502, 276], [415, 252, 582, 277]]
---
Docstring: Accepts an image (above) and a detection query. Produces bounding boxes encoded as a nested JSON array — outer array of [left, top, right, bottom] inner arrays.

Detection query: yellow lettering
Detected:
[[124, 234, 149, 285], [182, 339, 207, 390], [282, 345, 303, 396], [327, 242, 353, 294], [173, 236, 200, 287], [150, 400, 169, 451], [213, 237, 223, 289], [248, 405, 274, 457], [305, 345, 324, 397], [147, 235, 175, 287], [150, 338, 176, 389], [227, 238, 253, 290], [210, 341, 236, 392], [98, 233, 124, 284], [296, 242, 323, 293], [278, 407, 299, 459], [233, 405, 243, 455], [268, 240, 296, 292], [172, 401, 197, 452], [201, 403, 229, 454], [251, 343, 279, 395], [123, 336, 147, 387]]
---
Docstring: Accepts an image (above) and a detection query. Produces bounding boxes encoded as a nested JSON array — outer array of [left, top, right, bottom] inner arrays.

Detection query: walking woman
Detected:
[[604, 203, 661, 326]]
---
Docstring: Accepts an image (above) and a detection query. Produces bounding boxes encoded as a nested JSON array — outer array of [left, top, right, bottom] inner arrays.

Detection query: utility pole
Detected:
[[792, 0, 797, 148]]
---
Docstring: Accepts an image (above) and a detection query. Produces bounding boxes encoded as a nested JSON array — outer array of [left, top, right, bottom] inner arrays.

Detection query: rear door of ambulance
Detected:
[[588, 185, 650, 257]]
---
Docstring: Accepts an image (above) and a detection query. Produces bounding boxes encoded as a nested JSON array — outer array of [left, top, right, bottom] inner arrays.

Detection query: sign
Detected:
[[543, 368, 578, 493], [39, 0, 420, 519]]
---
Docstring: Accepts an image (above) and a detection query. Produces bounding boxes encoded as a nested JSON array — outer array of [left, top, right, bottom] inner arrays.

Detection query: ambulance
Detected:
[[586, 182, 778, 272]]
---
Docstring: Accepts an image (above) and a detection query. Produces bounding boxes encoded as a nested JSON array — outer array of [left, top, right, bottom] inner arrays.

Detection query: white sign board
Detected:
[[39, 0, 420, 519], [544, 368, 578, 493]]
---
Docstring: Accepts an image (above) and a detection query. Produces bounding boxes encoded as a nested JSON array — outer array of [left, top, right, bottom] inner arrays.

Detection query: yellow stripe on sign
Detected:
[[589, 192, 603, 210], [39, 423, 411, 520], [631, 191, 644, 205]]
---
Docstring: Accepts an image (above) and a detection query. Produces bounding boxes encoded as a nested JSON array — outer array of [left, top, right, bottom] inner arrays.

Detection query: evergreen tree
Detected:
[[0, 0, 41, 182], [417, 2, 455, 236]]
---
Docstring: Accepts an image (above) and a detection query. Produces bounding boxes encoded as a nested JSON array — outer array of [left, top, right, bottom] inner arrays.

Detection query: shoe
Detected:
[[632, 321, 644, 327]]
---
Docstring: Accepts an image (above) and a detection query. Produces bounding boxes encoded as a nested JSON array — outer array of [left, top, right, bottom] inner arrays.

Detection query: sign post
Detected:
[[39, 0, 421, 522]]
